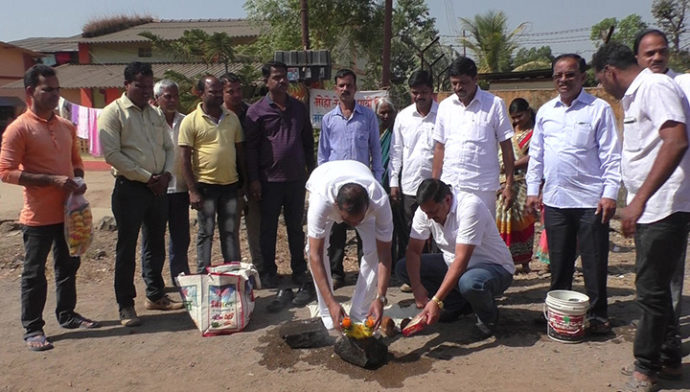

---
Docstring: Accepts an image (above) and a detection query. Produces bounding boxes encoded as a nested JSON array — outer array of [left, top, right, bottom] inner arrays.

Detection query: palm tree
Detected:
[[459, 11, 526, 73]]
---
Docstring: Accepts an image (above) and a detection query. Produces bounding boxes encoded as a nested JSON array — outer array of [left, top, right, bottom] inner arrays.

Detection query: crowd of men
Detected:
[[0, 28, 688, 392]]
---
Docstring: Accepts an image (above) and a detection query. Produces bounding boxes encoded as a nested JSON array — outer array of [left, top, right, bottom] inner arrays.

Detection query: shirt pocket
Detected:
[[355, 129, 369, 150], [466, 119, 490, 143], [623, 116, 642, 152], [571, 121, 593, 148]]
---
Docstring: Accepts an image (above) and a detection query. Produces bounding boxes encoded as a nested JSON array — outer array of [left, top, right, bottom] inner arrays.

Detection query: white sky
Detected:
[[1, 0, 657, 57]]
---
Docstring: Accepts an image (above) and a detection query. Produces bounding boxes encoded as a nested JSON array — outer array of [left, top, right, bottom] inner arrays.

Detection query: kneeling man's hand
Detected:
[[420, 299, 441, 326]]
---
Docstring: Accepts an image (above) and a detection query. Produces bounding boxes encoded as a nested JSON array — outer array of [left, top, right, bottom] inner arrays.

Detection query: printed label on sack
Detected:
[[208, 284, 238, 330]]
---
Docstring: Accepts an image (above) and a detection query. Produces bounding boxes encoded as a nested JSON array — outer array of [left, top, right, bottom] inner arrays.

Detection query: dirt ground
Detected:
[[1, 169, 689, 392]]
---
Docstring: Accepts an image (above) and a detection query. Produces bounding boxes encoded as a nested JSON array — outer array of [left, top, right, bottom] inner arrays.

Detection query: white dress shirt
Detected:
[[433, 87, 513, 192], [410, 189, 515, 274], [389, 101, 438, 196], [525, 89, 621, 208], [621, 68, 690, 223]]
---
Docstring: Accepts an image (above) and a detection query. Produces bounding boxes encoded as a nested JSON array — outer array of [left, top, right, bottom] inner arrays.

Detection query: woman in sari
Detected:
[[497, 98, 536, 272]]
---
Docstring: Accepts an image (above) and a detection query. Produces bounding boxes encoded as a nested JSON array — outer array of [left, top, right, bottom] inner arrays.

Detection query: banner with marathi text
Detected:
[[309, 89, 388, 129]]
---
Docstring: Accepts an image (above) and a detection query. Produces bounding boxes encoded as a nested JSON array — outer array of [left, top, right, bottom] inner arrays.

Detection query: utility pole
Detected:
[[300, 0, 310, 50], [381, 0, 392, 88]]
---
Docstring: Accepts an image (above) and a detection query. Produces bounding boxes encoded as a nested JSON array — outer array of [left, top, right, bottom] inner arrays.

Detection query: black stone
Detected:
[[334, 335, 388, 369], [279, 318, 332, 349]]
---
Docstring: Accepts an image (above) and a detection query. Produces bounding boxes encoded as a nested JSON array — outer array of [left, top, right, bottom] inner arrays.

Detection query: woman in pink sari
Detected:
[[497, 98, 536, 272]]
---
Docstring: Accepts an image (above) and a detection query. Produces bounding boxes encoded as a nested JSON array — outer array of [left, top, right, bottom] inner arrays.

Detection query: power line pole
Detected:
[[381, 0, 392, 88], [300, 0, 310, 50]]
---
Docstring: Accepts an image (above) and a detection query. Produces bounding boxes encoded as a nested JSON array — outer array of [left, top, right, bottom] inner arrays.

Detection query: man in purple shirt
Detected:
[[318, 68, 384, 288], [245, 61, 315, 290]]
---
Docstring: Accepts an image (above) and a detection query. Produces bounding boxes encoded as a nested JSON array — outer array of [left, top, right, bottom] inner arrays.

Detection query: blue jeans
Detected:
[[395, 254, 513, 324], [633, 212, 690, 376], [21, 224, 81, 339], [167, 192, 190, 280], [112, 177, 168, 309], [195, 182, 240, 273]]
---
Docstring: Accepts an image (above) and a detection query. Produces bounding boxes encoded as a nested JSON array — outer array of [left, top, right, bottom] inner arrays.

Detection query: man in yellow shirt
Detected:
[[179, 75, 246, 272], [100, 62, 182, 327]]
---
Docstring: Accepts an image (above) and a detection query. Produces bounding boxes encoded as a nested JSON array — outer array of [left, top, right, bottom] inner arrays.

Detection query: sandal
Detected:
[[60, 313, 100, 329], [25, 334, 53, 352]]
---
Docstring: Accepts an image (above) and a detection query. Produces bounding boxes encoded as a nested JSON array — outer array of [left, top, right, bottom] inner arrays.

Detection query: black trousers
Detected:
[[21, 224, 80, 339], [544, 206, 609, 320], [633, 212, 689, 376], [259, 180, 307, 277], [112, 177, 168, 309], [328, 222, 362, 280]]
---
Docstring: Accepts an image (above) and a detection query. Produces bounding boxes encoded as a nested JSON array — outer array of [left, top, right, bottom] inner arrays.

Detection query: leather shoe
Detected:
[[266, 288, 294, 313], [261, 273, 280, 289], [292, 282, 316, 307]]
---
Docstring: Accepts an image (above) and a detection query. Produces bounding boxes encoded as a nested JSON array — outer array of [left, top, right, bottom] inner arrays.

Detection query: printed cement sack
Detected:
[[176, 262, 261, 336]]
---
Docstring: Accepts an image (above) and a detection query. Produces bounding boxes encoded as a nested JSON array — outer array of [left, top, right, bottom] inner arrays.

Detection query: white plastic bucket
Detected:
[[544, 290, 589, 343]]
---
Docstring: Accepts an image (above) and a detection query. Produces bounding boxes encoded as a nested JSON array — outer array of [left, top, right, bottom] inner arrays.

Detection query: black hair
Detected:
[[552, 54, 587, 73], [334, 68, 357, 84], [591, 42, 637, 72], [633, 29, 668, 55], [261, 61, 287, 78], [448, 57, 478, 78], [220, 72, 241, 84], [408, 70, 433, 89], [24, 64, 56, 89], [196, 75, 216, 94], [124, 61, 153, 83], [335, 183, 369, 215], [416, 178, 451, 205]]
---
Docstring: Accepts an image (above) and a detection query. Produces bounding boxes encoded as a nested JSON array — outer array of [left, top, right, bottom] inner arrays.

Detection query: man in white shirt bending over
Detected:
[[305, 160, 393, 330], [525, 53, 621, 335]]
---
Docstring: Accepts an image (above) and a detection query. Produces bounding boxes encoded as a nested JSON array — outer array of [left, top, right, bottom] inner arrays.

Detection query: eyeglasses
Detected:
[[552, 72, 578, 81]]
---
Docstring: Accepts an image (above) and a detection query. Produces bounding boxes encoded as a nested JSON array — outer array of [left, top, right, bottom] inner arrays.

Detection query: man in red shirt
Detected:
[[0, 65, 99, 352]]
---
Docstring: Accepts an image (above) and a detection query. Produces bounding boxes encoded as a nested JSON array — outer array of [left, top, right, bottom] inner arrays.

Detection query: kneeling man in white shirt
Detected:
[[396, 178, 514, 337]]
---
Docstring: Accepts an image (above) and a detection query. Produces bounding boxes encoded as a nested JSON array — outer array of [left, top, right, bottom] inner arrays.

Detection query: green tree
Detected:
[[512, 46, 553, 71], [590, 14, 647, 48], [242, 0, 444, 103], [652, 0, 689, 52], [139, 29, 235, 73], [459, 10, 527, 73], [243, 0, 382, 81]]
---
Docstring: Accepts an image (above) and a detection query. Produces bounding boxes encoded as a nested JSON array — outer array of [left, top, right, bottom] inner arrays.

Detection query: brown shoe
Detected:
[[145, 295, 184, 311], [119, 307, 142, 327]]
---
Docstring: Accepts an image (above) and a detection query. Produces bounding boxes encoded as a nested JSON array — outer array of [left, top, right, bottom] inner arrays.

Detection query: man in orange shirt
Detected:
[[0, 65, 99, 352]]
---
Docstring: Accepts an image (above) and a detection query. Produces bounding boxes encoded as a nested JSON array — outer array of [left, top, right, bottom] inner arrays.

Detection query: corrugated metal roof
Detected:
[[2, 62, 262, 89], [9, 37, 79, 53], [77, 19, 263, 44], [0, 41, 45, 57]]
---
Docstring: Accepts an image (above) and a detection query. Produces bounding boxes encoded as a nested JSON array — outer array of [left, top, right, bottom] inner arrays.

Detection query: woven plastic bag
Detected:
[[176, 262, 261, 336]]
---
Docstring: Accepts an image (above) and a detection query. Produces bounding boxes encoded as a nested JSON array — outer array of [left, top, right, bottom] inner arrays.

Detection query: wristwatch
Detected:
[[376, 294, 388, 306]]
